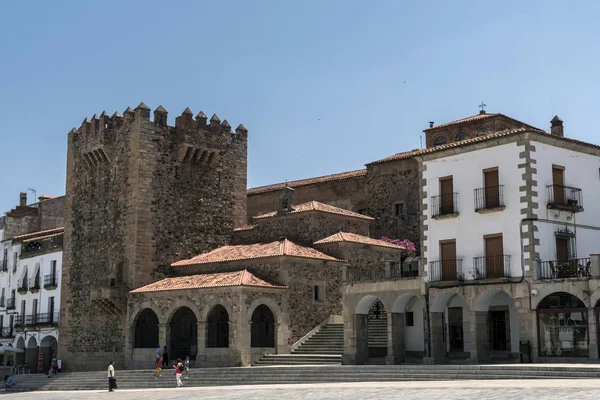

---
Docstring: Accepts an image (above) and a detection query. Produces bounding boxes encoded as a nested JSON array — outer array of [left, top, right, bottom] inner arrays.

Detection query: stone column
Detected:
[[518, 309, 537, 362], [342, 316, 356, 365], [590, 254, 600, 279], [236, 293, 251, 366], [472, 311, 489, 362], [532, 259, 541, 281], [389, 312, 405, 364], [276, 322, 290, 354], [426, 311, 445, 363], [158, 324, 168, 349], [196, 322, 207, 363], [589, 308, 598, 360], [354, 314, 369, 365]]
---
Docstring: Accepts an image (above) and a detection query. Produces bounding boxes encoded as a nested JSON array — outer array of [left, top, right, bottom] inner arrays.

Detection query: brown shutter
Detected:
[[556, 237, 569, 262], [485, 235, 504, 278], [440, 240, 457, 280], [440, 177, 454, 214], [552, 166, 564, 204], [484, 169, 500, 208]]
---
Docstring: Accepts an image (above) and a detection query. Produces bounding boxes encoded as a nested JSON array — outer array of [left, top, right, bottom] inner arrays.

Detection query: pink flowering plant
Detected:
[[380, 236, 417, 255]]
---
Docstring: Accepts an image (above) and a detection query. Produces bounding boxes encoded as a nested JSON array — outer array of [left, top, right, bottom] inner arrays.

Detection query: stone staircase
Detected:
[[367, 318, 388, 359], [8, 364, 600, 392], [254, 323, 344, 366]]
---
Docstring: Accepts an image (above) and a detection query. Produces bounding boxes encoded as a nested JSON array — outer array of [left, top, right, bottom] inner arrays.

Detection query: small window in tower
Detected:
[[357, 208, 367, 215], [405, 312, 414, 327], [394, 203, 405, 216], [433, 136, 447, 147], [313, 284, 325, 303]]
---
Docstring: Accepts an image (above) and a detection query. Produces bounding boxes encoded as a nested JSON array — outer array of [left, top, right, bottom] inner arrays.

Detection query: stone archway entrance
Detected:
[[169, 307, 198, 361], [354, 295, 388, 364], [251, 305, 275, 348], [430, 292, 470, 361], [134, 309, 159, 349], [537, 292, 588, 358], [390, 294, 425, 363], [15, 337, 25, 366], [474, 289, 520, 360], [207, 305, 229, 348], [40, 336, 57, 373], [25, 336, 38, 372]]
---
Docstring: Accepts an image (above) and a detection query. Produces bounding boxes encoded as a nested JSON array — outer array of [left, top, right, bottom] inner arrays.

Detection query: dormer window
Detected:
[[454, 131, 467, 142], [433, 136, 447, 147], [476, 127, 488, 136]]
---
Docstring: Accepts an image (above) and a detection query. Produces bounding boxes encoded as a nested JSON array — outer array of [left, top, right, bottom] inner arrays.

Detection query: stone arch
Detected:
[[431, 291, 462, 313], [474, 289, 520, 354], [392, 293, 422, 313], [531, 284, 590, 309], [26, 336, 38, 371], [133, 308, 159, 348], [355, 295, 389, 315], [14, 336, 25, 366], [430, 291, 469, 356], [475, 288, 506, 312], [589, 289, 600, 309], [40, 335, 58, 373], [201, 298, 234, 323], [129, 301, 164, 326], [169, 306, 198, 361], [166, 300, 201, 325], [251, 304, 275, 348], [247, 297, 284, 324], [207, 305, 229, 348]]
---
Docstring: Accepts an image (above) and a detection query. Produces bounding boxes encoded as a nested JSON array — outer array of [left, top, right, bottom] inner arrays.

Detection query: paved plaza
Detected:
[[6, 380, 600, 400]]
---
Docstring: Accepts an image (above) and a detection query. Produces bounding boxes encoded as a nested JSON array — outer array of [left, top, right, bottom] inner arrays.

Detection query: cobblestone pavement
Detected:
[[6, 380, 600, 400]]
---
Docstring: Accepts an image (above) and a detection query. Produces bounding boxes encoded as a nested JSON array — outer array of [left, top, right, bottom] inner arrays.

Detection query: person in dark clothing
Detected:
[[162, 346, 169, 367]]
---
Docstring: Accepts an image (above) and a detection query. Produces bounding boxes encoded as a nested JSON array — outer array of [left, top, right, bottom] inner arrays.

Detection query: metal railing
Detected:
[[17, 280, 28, 292], [540, 257, 591, 279], [29, 276, 41, 291], [474, 185, 504, 211], [429, 259, 463, 282], [0, 259, 7, 272], [14, 312, 60, 328], [473, 255, 511, 279], [431, 193, 458, 217], [546, 184, 583, 211], [344, 260, 420, 283], [44, 274, 58, 288], [6, 298, 15, 310]]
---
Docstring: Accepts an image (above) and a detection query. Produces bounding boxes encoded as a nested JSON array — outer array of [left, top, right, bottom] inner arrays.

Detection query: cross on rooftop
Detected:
[[479, 101, 487, 113]]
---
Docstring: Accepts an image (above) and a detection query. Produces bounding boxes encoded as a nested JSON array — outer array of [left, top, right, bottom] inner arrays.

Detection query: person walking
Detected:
[[154, 356, 163, 380], [183, 357, 190, 380], [107, 361, 116, 392], [173, 358, 183, 387], [156, 346, 163, 365], [162, 346, 169, 368]]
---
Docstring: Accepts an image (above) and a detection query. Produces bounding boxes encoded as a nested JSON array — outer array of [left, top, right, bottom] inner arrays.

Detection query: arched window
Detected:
[[169, 307, 198, 360], [134, 309, 159, 348], [476, 127, 488, 136], [454, 131, 468, 142], [207, 305, 229, 348], [537, 292, 587, 357], [251, 305, 275, 348], [433, 136, 447, 147]]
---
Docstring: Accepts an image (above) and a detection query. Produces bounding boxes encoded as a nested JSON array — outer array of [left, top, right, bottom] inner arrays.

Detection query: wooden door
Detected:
[[484, 169, 500, 208], [556, 237, 569, 262], [440, 241, 457, 281], [440, 177, 454, 214], [448, 307, 464, 351], [485, 235, 504, 278], [552, 167, 564, 204]]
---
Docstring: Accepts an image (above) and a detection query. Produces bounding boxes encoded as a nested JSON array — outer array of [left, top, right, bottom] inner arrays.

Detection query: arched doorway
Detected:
[[207, 305, 229, 348], [430, 292, 469, 360], [251, 305, 275, 348], [169, 307, 198, 361], [40, 336, 57, 373], [15, 337, 25, 366], [26, 336, 38, 372], [474, 289, 520, 357], [367, 300, 387, 358], [134, 309, 159, 348], [391, 294, 425, 362], [537, 292, 588, 357]]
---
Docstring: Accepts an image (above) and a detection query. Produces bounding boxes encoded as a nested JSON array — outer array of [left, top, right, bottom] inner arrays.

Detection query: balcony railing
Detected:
[[474, 255, 511, 279], [6, 298, 15, 310], [344, 260, 420, 283], [546, 184, 583, 212], [44, 274, 58, 289], [431, 193, 458, 218], [0, 259, 7, 272], [0, 328, 14, 338], [17, 280, 28, 293], [474, 185, 505, 211], [14, 313, 60, 329], [29, 276, 41, 291], [429, 259, 463, 282], [540, 257, 591, 279]]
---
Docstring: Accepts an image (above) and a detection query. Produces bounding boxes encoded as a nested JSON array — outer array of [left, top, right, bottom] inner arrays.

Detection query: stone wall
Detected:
[[38, 196, 65, 231], [247, 173, 367, 219], [58, 104, 248, 371], [3, 196, 65, 240]]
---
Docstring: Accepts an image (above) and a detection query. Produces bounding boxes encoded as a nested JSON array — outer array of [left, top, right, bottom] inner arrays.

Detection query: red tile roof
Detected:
[[9, 227, 64, 241], [314, 232, 406, 250], [424, 113, 502, 131], [247, 169, 366, 195], [130, 270, 287, 293], [368, 127, 545, 165], [253, 201, 374, 221], [172, 238, 347, 267], [22, 232, 63, 243], [233, 225, 256, 232]]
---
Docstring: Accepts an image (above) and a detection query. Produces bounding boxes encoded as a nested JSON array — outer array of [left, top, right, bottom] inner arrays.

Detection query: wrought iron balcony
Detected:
[[343, 260, 420, 283], [29, 276, 41, 292], [429, 259, 464, 282], [14, 313, 60, 329], [17, 280, 28, 293], [0, 259, 7, 272], [6, 298, 15, 310], [474, 185, 505, 212], [431, 193, 458, 218], [540, 257, 591, 279], [473, 255, 511, 279], [14, 315, 26, 329], [546, 184, 583, 212], [44, 274, 58, 289]]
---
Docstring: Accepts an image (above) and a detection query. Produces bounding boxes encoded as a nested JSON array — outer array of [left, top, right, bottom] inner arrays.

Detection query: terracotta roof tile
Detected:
[[130, 270, 287, 293], [9, 227, 64, 241], [22, 232, 63, 243], [233, 225, 256, 232], [253, 201, 374, 221], [172, 238, 347, 267], [368, 127, 545, 165], [423, 113, 501, 131], [314, 232, 406, 250], [247, 169, 366, 195]]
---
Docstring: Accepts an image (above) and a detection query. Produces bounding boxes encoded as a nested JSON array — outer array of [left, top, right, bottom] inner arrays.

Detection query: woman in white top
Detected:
[[107, 361, 116, 392]]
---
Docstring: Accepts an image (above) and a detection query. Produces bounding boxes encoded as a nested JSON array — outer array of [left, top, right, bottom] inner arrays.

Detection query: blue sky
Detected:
[[1, 1, 599, 213]]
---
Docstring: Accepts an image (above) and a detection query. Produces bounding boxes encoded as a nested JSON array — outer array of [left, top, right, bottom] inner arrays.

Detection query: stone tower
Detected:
[[57, 103, 248, 370]]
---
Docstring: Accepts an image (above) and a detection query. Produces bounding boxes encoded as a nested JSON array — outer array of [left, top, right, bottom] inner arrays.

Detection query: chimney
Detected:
[[278, 185, 295, 213], [429, 121, 434, 128], [19, 192, 27, 207], [550, 115, 564, 137]]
